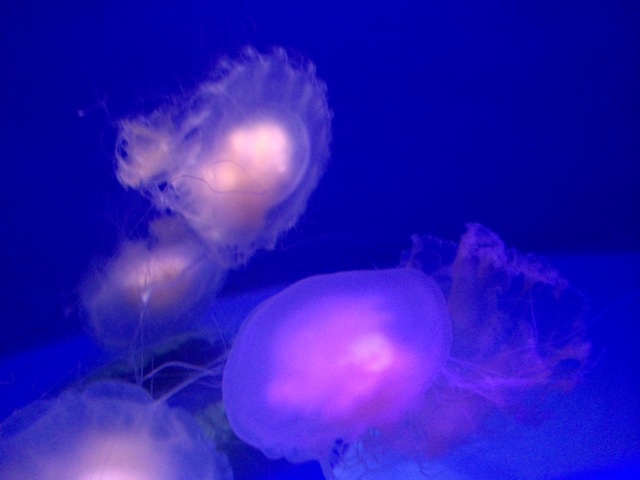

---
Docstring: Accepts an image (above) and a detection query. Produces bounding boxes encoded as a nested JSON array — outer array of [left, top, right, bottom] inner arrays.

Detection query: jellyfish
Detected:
[[222, 268, 453, 472], [80, 216, 226, 349], [396, 223, 591, 457], [221, 224, 590, 478], [115, 48, 332, 266], [0, 380, 233, 480]]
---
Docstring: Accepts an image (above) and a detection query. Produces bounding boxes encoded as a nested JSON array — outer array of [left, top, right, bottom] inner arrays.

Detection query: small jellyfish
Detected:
[[81, 216, 226, 349], [116, 48, 332, 266], [222, 268, 452, 471], [0, 380, 232, 480]]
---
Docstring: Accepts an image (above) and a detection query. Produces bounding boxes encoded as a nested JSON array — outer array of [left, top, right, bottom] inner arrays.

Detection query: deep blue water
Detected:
[[0, 1, 638, 478]]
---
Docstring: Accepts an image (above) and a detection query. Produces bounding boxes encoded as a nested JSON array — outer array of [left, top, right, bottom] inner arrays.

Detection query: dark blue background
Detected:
[[2, 0, 638, 355], [0, 2, 638, 477]]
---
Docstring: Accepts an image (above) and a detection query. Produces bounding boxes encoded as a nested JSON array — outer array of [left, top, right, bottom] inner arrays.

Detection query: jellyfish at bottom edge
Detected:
[[221, 224, 590, 478], [222, 267, 453, 476], [0, 380, 233, 480]]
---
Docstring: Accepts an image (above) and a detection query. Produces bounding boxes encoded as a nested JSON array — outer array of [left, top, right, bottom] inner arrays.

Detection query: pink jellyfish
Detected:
[[397, 223, 591, 457], [222, 268, 452, 473]]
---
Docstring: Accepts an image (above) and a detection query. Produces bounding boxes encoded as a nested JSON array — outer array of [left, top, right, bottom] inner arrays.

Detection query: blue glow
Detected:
[[1, 2, 638, 479]]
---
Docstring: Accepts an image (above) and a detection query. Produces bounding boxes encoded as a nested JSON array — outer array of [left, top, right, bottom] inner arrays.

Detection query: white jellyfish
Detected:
[[220, 225, 590, 478], [0, 380, 232, 480], [115, 48, 332, 266], [81, 216, 226, 349]]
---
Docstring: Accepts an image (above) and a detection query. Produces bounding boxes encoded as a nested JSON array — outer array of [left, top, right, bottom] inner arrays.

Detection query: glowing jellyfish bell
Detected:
[[116, 48, 331, 265], [222, 268, 452, 467], [81, 216, 225, 348], [0, 381, 232, 480]]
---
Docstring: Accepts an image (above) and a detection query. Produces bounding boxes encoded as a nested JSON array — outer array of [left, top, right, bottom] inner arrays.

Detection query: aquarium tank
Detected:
[[1, 1, 638, 479]]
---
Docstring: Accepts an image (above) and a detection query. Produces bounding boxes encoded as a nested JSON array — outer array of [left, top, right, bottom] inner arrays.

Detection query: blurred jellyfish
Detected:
[[221, 224, 590, 478], [116, 48, 332, 266], [397, 223, 591, 457], [0, 380, 233, 480], [222, 268, 452, 473], [80, 216, 226, 349]]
